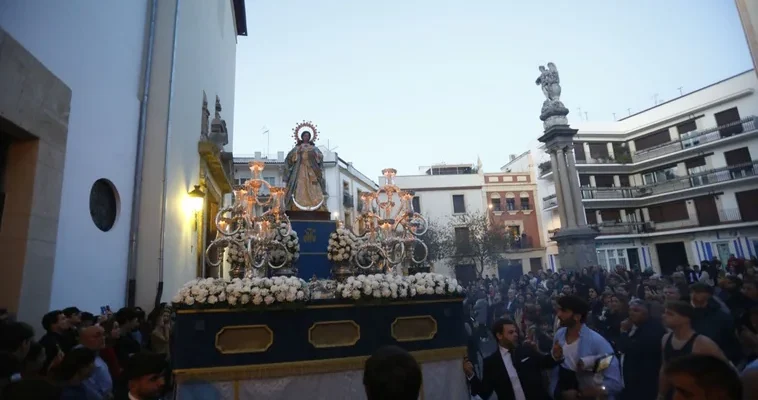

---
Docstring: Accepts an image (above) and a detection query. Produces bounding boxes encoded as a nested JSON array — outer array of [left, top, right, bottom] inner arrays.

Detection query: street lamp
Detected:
[[188, 185, 205, 230]]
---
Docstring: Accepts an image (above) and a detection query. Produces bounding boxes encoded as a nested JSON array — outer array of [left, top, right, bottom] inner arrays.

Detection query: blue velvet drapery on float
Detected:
[[172, 297, 468, 399]]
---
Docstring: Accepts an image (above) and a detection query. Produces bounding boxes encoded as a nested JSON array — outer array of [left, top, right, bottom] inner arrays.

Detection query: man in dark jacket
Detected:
[[463, 318, 563, 400], [690, 282, 742, 364], [616, 299, 666, 400]]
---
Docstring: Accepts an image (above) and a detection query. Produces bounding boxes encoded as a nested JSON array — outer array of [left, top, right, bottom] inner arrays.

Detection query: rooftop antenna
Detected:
[[577, 107, 583, 121], [584, 111, 589, 121], [677, 87, 684, 96], [261, 126, 270, 158], [627, 108, 632, 116], [652, 93, 659, 105], [612, 112, 617, 120], [326, 139, 338, 152]]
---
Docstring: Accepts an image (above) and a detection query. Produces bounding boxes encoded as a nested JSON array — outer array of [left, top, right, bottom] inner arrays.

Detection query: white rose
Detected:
[[227, 295, 238, 305], [240, 294, 250, 304], [372, 291, 382, 298], [399, 289, 408, 298], [381, 289, 391, 298], [184, 296, 195, 306], [275, 293, 286, 303], [252, 295, 263, 305], [260, 289, 270, 297], [363, 287, 372, 295], [207, 295, 218, 304], [435, 287, 444, 295], [172, 294, 183, 303], [264, 295, 275, 305], [285, 292, 296, 302], [410, 288, 417, 297], [218, 292, 226, 302]]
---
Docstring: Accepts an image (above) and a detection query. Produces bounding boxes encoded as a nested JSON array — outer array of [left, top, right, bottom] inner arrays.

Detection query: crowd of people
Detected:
[[462, 256, 758, 400], [0, 304, 174, 399]]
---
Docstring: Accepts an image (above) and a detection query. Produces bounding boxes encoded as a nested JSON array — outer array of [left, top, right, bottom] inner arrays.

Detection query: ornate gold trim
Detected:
[[175, 297, 463, 314], [173, 346, 465, 383], [308, 320, 360, 348], [391, 316, 438, 342], [214, 325, 273, 354]]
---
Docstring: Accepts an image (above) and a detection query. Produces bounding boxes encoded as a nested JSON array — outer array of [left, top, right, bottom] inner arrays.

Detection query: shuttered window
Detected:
[[648, 201, 689, 223], [634, 129, 671, 152], [724, 147, 751, 167]]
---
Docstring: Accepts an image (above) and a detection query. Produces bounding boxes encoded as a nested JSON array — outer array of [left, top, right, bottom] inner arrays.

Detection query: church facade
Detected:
[[0, 0, 248, 325]]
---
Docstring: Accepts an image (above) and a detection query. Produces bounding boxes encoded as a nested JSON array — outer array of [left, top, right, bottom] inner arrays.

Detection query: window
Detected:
[[642, 166, 677, 185], [634, 129, 671, 152], [676, 120, 697, 136], [452, 195, 465, 214], [588, 143, 609, 159], [506, 198, 516, 211], [491, 198, 502, 211], [724, 147, 753, 178], [714, 107, 742, 137], [597, 249, 629, 270], [520, 197, 530, 210], [454, 227, 470, 252], [574, 143, 586, 162], [264, 177, 276, 185], [412, 196, 421, 213], [507, 225, 520, 237], [686, 158, 708, 187], [235, 178, 246, 186], [648, 200, 689, 223]]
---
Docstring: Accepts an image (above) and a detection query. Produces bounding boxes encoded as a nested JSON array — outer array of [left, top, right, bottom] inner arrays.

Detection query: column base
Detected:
[[554, 226, 599, 271]]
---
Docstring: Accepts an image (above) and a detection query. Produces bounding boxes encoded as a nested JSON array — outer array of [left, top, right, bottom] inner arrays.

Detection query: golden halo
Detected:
[[292, 120, 319, 144]]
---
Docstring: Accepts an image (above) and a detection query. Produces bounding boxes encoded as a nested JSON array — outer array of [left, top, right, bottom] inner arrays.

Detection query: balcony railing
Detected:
[[580, 160, 758, 200], [542, 194, 558, 209], [632, 116, 757, 162], [343, 193, 354, 208], [594, 208, 748, 236]]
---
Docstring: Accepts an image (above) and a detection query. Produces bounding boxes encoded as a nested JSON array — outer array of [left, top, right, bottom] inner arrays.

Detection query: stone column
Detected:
[[555, 149, 578, 227], [549, 150, 568, 228], [564, 146, 586, 226]]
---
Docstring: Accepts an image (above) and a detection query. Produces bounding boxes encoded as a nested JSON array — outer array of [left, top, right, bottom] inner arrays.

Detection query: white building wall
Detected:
[[0, 1, 147, 311], [157, 0, 239, 305]]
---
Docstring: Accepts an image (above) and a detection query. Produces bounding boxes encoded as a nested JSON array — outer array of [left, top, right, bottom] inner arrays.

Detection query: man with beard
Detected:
[[549, 295, 623, 400], [463, 318, 563, 400]]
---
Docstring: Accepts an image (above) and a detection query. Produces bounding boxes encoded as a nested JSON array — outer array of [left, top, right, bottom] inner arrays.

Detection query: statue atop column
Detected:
[[283, 121, 328, 211], [535, 62, 569, 129]]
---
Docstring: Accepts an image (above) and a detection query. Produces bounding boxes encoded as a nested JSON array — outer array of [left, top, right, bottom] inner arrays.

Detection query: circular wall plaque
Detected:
[[89, 178, 119, 232]]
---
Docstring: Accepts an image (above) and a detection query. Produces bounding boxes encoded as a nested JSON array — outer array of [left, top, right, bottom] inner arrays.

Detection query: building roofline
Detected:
[[618, 69, 754, 121], [231, 0, 248, 36], [500, 150, 530, 170]]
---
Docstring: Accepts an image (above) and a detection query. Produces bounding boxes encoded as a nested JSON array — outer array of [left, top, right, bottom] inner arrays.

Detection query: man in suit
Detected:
[[463, 318, 563, 400]]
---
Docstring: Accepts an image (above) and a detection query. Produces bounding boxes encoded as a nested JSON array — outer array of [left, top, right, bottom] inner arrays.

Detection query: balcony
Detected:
[[343, 193, 354, 208], [593, 208, 749, 237], [632, 117, 757, 163], [542, 194, 558, 210], [580, 160, 758, 200], [538, 161, 552, 177]]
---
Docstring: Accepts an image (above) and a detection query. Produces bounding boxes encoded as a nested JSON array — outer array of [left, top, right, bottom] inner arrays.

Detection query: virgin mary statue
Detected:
[[284, 123, 327, 211]]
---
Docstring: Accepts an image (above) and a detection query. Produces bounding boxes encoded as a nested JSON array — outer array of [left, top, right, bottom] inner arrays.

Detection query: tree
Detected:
[[444, 211, 512, 278], [411, 219, 452, 269]]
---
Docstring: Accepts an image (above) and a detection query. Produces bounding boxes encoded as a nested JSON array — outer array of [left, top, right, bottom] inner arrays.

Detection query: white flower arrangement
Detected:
[[226, 233, 247, 265], [172, 276, 308, 307], [327, 228, 360, 263], [171, 273, 463, 308], [406, 272, 465, 296], [270, 226, 300, 266], [335, 273, 464, 301]]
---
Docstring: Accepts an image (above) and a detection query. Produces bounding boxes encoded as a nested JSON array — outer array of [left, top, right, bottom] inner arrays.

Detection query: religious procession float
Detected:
[[171, 122, 468, 399]]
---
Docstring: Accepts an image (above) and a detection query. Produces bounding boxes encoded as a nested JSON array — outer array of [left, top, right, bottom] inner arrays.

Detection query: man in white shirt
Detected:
[[463, 318, 563, 400]]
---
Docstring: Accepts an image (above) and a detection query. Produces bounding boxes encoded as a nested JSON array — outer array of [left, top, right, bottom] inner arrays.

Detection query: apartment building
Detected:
[[389, 161, 545, 279], [233, 150, 378, 228], [538, 70, 758, 274]]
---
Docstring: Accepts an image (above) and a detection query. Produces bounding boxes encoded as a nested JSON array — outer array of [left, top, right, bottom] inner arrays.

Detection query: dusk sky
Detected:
[[233, 0, 753, 180]]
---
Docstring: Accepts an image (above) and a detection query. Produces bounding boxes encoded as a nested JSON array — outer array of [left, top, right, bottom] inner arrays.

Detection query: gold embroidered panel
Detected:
[[391, 316, 438, 342], [308, 320, 360, 348], [215, 325, 273, 354]]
